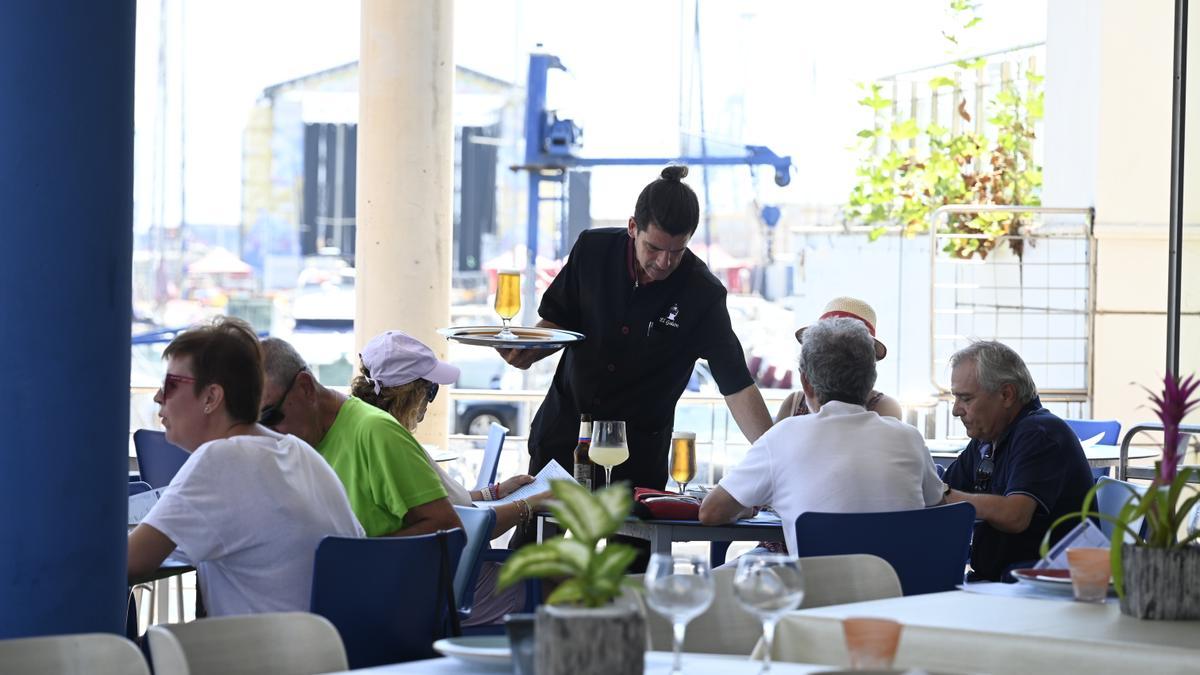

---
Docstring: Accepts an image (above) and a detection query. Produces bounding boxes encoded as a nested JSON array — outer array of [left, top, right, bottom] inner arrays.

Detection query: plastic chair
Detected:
[[132, 429, 191, 488], [452, 505, 496, 617], [310, 530, 466, 668], [1064, 418, 1121, 479], [129, 481, 153, 496], [793, 502, 976, 595], [148, 611, 346, 675], [1095, 476, 1148, 539], [473, 422, 508, 492], [641, 554, 902, 655], [0, 633, 149, 675]]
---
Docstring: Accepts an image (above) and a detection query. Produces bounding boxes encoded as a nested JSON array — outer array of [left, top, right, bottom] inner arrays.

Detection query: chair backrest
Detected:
[[1063, 418, 1122, 445], [1095, 476, 1148, 539], [793, 502, 976, 595], [640, 554, 902, 655], [147, 611, 345, 675], [452, 505, 497, 616], [132, 429, 191, 489], [310, 530, 466, 669], [0, 633, 149, 675], [128, 481, 153, 496], [473, 423, 508, 491]]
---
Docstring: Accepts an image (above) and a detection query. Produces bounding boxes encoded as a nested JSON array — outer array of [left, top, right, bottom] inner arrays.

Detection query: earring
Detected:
[[204, 406, 211, 414]]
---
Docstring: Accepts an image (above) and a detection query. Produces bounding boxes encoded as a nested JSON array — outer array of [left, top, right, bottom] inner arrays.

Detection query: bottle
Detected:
[[572, 413, 594, 491]]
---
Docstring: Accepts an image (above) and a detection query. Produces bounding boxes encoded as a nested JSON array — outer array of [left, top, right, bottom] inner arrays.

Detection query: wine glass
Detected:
[[644, 553, 715, 675], [733, 553, 805, 673], [670, 431, 697, 494], [590, 420, 629, 488], [494, 270, 521, 340]]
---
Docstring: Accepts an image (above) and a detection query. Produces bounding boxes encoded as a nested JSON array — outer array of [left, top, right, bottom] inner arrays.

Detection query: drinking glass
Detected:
[[842, 617, 903, 669], [733, 553, 805, 673], [590, 420, 629, 488], [670, 431, 697, 494], [494, 270, 521, 340], [644, 554, 715, 675], [1066, 547, 1111, 603]]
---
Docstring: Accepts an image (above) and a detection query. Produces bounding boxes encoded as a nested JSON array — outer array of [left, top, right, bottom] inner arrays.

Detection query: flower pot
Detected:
[[1120, 543, 1200, 620], [535, 602, 645, 674]]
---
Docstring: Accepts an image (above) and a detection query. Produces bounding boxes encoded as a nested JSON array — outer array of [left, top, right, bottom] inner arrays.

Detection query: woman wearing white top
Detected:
[[127, 317, 363, 616]]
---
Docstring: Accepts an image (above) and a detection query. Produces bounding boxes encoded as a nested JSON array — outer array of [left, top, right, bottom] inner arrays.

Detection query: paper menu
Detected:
[[1034, 519, 1109, 569], [129, 487, 168, 526], [473, 459, 575, 507]]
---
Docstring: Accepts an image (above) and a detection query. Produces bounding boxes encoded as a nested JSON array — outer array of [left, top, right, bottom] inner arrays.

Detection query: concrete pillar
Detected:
[[0, 1, 134, 637], [355, 0, 455, 446]]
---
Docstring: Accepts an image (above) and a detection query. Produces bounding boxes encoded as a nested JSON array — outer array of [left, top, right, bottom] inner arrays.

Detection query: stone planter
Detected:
[[535, 602, 645, 674], [1120, 543, 1200, 620]]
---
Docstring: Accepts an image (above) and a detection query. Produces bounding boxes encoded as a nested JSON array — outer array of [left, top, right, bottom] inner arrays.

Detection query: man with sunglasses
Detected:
[[258, 337, 461, 538], [941, 341, 1093, 581]]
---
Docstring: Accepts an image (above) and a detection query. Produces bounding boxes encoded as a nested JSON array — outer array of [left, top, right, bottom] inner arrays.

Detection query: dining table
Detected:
[[926, 439, 1160, 469], [765, 589, 1200, 674], [536, 510, 783, 558], [330, 650, 833, 674]]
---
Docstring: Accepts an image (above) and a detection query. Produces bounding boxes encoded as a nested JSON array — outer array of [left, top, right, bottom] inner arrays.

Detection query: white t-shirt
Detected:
[[718, 401, 945, 555], [143, 433, 365, 617]]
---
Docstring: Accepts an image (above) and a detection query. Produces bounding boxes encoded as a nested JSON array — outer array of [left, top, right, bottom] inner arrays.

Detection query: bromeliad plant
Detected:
[[1042, 372, 1200, 597], [497, 479, 637, 608]]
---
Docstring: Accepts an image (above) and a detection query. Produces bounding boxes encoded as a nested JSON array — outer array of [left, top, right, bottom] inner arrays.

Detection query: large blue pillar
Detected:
[[0, 1, 135, 638]]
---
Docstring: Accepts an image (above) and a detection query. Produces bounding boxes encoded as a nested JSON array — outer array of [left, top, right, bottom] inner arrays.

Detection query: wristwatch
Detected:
[[942, 482, 953, 497]]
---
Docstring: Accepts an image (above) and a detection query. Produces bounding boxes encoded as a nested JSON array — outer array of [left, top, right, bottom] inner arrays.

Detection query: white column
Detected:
[[356, 0, 455, 446]]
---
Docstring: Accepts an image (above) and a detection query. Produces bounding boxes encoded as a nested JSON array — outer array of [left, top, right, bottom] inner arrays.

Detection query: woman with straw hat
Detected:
[[773, 297, 902, 423]]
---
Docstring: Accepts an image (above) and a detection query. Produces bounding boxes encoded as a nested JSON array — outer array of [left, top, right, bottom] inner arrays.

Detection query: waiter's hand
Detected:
[[496, 346, 543, 370]]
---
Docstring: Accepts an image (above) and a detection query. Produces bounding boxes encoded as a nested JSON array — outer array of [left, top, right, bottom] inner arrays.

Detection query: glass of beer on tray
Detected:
[[670, 431, 697, 494], [494, 270, 521, 340]]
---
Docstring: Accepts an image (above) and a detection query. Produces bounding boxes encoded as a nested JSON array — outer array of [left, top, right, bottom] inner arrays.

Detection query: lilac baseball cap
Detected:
[[359, 331, 460, 394]]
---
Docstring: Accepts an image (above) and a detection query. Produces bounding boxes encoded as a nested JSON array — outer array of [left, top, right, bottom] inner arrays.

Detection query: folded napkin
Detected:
[[632, 487, 702, 520]]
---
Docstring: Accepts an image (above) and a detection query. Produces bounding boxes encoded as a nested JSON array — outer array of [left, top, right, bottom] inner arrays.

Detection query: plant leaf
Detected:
[[546, 578, 588, 605], [544, 537, 592, 575], [595, 483, 633, 531], [548, 479, 607, 546], [497, 544, 578, 590], [591, 543, 639, 583]]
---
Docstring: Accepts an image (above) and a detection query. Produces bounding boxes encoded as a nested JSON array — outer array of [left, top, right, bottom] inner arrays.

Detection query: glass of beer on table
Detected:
[[590, 420, 629, 488], [670, 431, 697, 494], [494, 270, 521, 340]]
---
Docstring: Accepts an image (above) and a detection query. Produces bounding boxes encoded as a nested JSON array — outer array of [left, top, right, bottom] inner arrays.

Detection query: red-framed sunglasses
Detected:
[[160, 373, 197, 399]]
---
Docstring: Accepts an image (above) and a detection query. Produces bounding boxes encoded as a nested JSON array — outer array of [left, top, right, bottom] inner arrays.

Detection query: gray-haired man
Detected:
[[942, 340, 1093, 581], [699, 318, 945, 555]]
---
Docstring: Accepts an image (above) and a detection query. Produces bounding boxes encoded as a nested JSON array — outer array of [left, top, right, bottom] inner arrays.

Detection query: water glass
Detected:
[[644, 554, 715, 675], [1066, 547, 1111, 602], [733, 553, 805, 673], [842, 617, 903, 669]]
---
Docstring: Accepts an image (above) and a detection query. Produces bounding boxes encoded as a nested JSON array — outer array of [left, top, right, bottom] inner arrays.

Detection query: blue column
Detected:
[[0, 0, 135, 638]]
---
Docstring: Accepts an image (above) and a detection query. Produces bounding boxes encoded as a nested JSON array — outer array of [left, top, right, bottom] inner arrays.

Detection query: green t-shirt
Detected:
[[316, 396, 448, 537]]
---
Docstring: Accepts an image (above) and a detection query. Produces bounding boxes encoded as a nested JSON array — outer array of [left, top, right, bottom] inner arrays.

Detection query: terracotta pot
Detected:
[[1120, 543, 1200, 620], [535, 602, 645, 674]]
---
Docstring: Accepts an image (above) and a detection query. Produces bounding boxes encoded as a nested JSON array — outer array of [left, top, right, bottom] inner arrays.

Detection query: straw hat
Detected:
[[794, 297, 887, 360]]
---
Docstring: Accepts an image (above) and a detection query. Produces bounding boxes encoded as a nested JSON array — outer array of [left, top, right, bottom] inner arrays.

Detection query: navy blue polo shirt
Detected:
[[528, 228, 754, 490], [943, 396, 1094, 581]]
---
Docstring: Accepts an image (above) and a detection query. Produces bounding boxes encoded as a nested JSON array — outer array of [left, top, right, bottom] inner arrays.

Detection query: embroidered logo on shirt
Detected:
[[658, 304, 681, 328]]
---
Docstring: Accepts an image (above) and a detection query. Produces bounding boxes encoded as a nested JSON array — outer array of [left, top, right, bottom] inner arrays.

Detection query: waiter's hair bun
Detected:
[[660, 165, 689, 181]]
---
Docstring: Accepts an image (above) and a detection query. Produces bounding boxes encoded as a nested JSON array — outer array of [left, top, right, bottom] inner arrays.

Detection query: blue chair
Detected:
[[310, 530, 466, 669], [1063, 418, 1121, 479], [473, 423, 509, 492], [128, 481, 153, 496], [793, 502, 976, 596], [132, 429, 191, 489], [1095, 476, 1147, 539], [452, 505, 539, 635]]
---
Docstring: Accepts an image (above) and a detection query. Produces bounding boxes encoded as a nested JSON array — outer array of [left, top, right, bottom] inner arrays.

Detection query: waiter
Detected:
[[500, 165, 773, 501]]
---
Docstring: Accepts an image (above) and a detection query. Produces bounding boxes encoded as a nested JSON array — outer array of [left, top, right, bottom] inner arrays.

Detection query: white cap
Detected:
[[359, 331, 460, 395]]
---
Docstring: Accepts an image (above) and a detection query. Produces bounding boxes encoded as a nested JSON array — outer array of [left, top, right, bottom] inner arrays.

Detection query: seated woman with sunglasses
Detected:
[[351, 330, 550, 625], [127, 317, 363, 616]]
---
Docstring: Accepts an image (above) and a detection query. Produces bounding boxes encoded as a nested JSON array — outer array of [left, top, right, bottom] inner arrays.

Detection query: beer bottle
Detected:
[[572, 413, 594, 491]]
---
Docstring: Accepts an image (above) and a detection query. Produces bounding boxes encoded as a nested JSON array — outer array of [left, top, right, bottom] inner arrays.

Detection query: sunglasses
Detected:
[[259, 369, 304, 427], [160, 373, 197, 400], [974, 443, 995, 493], [426, 382, 439, 404]]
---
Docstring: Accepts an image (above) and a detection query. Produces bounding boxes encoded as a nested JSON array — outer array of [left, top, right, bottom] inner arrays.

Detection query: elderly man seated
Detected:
[[259, 337, 461, 538], [699, 318, 945, 555], [941, 340, 1093, 581]]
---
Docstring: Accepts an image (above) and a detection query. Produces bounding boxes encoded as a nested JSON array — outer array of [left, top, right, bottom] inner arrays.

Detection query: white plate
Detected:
[[432, 636, 511, 667]]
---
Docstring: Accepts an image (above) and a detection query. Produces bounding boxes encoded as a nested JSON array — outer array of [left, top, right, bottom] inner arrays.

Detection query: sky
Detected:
[[134, 0, 1047, 230]]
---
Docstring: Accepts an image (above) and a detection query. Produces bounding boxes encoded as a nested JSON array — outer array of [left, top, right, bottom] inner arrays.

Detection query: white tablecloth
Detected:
[[336, 651, 830, 674]]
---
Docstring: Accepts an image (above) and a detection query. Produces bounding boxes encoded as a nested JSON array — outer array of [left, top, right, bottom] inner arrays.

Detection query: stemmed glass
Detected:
[[670, 431, 697, 494], [733, 553, 805, 673], [644, 553, 715, 675], [494, 270, 521, 340], [590, 420, 629, 488]]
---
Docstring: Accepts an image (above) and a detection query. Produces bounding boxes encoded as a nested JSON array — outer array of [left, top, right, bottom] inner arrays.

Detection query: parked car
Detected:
[[453, 350, 523, 435]]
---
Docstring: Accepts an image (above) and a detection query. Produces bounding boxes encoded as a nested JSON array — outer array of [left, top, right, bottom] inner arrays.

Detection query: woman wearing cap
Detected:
[[774, 297, 903, 423], [350, 331, 549, 625]]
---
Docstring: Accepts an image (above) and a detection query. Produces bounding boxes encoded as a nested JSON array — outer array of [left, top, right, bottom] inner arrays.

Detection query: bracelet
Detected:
[[490, 482, 501, 499], [482, 485, 495, 501], [516, 498, 531, 524]]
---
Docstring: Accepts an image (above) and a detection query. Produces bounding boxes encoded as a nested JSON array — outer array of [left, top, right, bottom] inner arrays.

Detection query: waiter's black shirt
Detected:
[[529, 228, 754, 490]]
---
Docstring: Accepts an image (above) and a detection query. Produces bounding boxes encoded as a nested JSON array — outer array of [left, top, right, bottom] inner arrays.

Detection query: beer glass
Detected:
[[589, 420, 629, 488], [670, 431, 697, 494], [494, 270, 521, 340]]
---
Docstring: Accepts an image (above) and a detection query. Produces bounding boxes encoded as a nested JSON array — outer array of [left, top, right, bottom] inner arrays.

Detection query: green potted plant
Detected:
[[1042, 373, 1200, 619], [498, 479, 644, 673]]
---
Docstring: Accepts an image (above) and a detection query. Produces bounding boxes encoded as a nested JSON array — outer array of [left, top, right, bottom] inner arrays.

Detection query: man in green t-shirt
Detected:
[[259, 338, 461, 537]]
